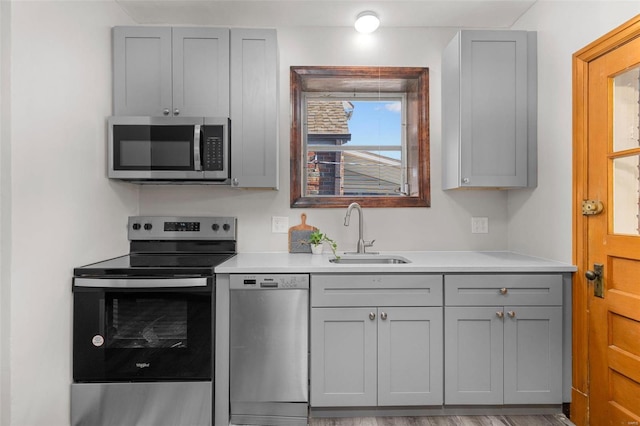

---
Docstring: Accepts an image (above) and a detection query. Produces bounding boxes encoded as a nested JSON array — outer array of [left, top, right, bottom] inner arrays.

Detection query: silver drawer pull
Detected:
[[369, 312, 376, 320], [500, 287, 508, 295], [380, 312, 388, 320]]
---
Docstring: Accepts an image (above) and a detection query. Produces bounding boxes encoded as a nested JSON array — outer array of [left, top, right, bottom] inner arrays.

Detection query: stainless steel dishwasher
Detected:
[[229, 274, 309, 426]]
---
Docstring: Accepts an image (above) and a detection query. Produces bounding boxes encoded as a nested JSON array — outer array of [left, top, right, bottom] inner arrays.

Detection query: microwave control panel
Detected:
[[202, 126, 225, 171]]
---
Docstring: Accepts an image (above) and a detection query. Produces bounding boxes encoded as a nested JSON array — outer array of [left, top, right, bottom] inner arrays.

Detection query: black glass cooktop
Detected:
[[73, 253, 236, 277]]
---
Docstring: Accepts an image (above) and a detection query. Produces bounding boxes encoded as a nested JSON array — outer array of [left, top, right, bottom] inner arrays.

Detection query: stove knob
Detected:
[[212, 223, 220, 231], [223, 224, 231, 232], [132, 223, 141, 230], [144, 223, 153, 231]]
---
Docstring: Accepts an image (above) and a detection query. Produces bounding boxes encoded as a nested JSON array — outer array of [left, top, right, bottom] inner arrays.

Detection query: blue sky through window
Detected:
[[348, 100, 402, 159]]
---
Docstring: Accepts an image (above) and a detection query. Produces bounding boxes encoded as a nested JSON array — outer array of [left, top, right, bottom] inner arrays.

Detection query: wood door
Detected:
[[573, 14, 640, 426], [377, 307, 443, 406]]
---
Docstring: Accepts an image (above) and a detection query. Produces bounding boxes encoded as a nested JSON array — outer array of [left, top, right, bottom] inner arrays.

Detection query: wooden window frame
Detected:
[[290, 66, 431, 208]]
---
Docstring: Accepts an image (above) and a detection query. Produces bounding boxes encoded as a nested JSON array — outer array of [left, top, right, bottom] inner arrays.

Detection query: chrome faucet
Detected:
[[344, 202, 375, 254]]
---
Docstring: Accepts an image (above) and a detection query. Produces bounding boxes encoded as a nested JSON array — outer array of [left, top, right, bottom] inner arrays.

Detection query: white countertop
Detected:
[[215, 251, 577, 274]]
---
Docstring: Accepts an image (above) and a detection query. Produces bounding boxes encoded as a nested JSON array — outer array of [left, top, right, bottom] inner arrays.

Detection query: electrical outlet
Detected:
[[471, 217, 489, 234], [272, 216, 289, 233]]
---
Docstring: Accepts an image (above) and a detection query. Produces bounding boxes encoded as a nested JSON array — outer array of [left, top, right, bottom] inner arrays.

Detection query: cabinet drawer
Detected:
[[311, 274, 443, 307], [445, 274, 562, 306]]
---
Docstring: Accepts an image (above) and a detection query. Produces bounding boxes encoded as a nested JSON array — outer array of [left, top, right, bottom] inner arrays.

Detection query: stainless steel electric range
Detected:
[[71, 216, 236, 426]]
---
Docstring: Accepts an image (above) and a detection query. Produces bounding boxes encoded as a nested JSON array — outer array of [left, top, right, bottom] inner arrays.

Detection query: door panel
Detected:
[[503, 306, 563, 404], [586, 33, 640, 426], [113, 27, 172, 116], [172, 28, 230, 117], [377, 307, 443, 406], [444, 307, 503, 405], [310, 307, 377, 407]]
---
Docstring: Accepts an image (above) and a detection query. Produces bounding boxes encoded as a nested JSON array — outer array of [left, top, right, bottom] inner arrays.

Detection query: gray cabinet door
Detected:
[[310, 308, 377, 407], [172, 28, 229, 117], [230, 29, 278, 189], [444, 307, 504, 404], [503, 306, 562, 404], [378, 307, 443, 406], [442, 30, 537, 189], [113, 27, 172, 116]]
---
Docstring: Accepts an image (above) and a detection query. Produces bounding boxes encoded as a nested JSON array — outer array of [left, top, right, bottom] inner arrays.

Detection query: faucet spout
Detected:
[[344, 202, 370, 254]]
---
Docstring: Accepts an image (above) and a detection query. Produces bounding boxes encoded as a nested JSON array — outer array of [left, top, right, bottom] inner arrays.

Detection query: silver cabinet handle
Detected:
[[496, 311, 504, 319], [380, 312, 388, 320], [507, 311, 516, 318], [232, 178, 239, 186], [500, 288, 508, 295], [174, 108, 180, 116], [163, 108, 170, 116], [369, 312, 376, 320]]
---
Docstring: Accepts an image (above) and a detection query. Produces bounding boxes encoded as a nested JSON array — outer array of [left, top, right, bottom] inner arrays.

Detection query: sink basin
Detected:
[[329, 255, 411, 264]]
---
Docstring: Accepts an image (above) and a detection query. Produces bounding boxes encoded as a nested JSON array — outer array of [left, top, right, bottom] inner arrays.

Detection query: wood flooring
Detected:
[[308, 415, 574, 426]]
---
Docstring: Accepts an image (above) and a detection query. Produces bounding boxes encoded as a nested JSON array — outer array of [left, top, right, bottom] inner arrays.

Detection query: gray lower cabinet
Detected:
[[230, 29, 278, 189], [444, 275, 563, 405], [113, 26, 230, 117], [310, 274, 443, 407]]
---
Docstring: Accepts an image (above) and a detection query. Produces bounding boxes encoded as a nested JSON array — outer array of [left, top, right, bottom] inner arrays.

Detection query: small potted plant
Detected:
[[308, 230, 339, 257]]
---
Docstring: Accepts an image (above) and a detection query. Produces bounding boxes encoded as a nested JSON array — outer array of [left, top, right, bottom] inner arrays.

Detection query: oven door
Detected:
[[72, 277, 212, 382]]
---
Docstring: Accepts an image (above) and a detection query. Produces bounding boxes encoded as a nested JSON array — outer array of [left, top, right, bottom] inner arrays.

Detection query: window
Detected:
[[290, 66, 430, 208]]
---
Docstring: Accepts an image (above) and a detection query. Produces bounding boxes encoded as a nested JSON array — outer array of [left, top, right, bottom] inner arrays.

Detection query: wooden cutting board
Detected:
[[288, 213, 317, 253]]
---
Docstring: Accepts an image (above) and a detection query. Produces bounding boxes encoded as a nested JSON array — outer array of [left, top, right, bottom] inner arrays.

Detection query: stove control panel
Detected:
[[128, 216, 237, 240]]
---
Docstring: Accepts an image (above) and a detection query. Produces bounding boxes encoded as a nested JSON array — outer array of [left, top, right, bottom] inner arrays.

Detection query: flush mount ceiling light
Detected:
[[354, 11, 380, 34]]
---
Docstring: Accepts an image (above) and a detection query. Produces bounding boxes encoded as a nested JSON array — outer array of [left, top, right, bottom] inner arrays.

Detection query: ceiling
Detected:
[[115, 0, 540, 29]]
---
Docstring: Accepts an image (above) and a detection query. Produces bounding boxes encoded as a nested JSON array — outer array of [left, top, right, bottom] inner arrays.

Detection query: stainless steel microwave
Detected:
[[108, 116, 230, 183]]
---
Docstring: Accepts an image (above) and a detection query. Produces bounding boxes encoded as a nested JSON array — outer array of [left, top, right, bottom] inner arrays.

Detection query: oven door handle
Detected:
[[74, 277, 208, 288]]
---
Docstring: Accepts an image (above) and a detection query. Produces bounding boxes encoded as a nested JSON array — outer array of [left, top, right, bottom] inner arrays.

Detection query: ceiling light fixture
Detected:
[[354, 11, 380, 34]]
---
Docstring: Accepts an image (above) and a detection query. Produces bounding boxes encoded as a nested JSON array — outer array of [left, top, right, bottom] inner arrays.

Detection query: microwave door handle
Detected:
[[194, 125, 202, 171]]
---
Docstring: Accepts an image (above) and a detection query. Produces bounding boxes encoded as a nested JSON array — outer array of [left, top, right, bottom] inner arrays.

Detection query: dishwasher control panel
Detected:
[[230, 274, 309, 290]]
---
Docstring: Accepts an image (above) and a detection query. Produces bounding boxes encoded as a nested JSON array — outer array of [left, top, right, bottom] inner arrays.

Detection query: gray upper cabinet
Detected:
[[113, 26, 230, 117], [230, 29, 279, 189], [442, 30, 537, 189]]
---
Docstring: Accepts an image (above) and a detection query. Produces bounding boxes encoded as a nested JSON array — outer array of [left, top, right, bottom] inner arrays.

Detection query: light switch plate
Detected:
[[272, 216, 289, 233], [471, 217, 489, 234]]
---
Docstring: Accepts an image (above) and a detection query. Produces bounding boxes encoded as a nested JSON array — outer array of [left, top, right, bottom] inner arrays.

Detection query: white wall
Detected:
[[139, 27, 511, 253], [508, 1, 640, 263], [6, 2, 138, 425], [1, 2, 12, 425]]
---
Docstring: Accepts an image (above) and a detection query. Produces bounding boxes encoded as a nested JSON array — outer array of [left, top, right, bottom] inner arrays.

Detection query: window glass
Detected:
[[304, 97, 405, 197]]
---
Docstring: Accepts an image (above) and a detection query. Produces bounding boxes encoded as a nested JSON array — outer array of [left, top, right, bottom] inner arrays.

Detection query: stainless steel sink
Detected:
[[329, 255, 410, 264]]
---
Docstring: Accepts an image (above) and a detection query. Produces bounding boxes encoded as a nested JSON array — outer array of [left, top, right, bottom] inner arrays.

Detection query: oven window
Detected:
[[107, 297, 188, 349]]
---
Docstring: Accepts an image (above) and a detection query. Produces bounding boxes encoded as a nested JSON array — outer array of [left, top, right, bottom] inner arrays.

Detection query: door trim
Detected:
[[572, 13, 640, 426]]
